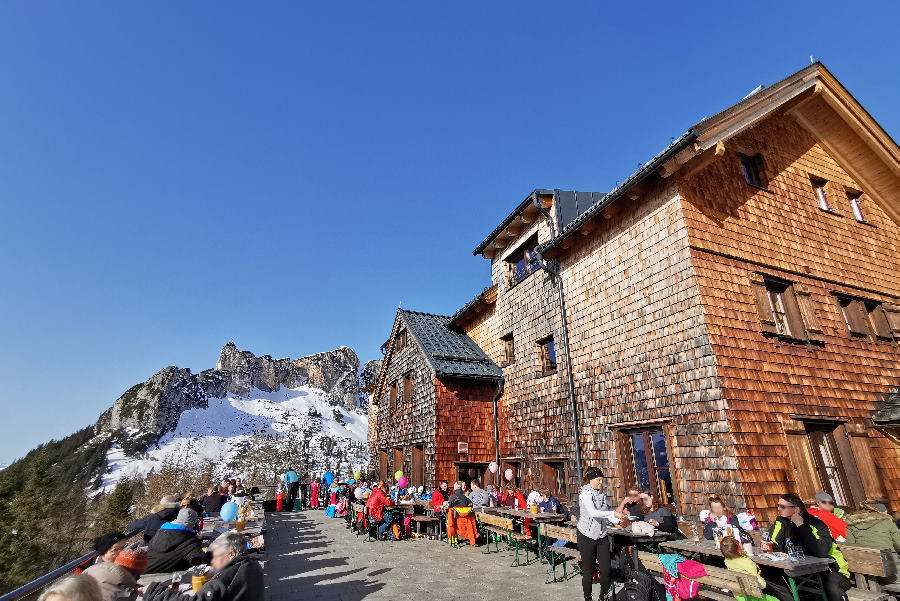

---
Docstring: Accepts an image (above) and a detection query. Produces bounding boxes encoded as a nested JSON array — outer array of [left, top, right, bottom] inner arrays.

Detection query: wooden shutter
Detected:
[[883, 303, 900, 338], [781, 418, 820, 502], [411, 445, 424, 487], [782, 286, 809, 341], [845, 423, 888, 501], [794, 285, 824, 343], [750, 274, 778, 335], [842, 298, 871, 336], [869, 305, 893, 340], [831, 424, 865, 506]]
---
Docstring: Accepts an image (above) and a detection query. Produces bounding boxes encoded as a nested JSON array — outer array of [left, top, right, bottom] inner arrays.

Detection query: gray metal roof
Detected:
[[873, 387, 900, 425], [399, 309, 502, 380], [554, 190, 608, 232]]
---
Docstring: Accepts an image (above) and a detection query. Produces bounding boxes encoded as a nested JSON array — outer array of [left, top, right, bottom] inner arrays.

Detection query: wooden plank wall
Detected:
[[678, 111, 900, 522]]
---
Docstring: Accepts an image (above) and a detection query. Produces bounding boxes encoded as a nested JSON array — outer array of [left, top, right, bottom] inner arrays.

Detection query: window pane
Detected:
[[650, 432, 669, 469], [632, 434, 650, 490], [810, 432, 848, 506], [546, 340, 556, 365], [850, 196, 864, 221], [767, 288, 791, 336]]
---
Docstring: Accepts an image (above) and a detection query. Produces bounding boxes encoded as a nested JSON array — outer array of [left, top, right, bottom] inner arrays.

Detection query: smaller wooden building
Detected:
[[368, 309, 503, 488]]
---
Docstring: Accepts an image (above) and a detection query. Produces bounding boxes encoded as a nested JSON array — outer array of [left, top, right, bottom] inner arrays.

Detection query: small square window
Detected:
[[811, 178, 830, 211], [848, 192, 865, 222], [740, 154, 766, 188]]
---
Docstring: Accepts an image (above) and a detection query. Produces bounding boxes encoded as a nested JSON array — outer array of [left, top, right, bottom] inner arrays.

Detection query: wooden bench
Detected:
[[542, 524, 580, 583], [476, 512, 533, 566], [638, 551, 764, 601], [838, 544, 895, 601]]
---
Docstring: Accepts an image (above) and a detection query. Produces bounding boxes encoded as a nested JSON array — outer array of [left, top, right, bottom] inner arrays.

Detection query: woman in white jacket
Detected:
[[577, 466, 620, 601]]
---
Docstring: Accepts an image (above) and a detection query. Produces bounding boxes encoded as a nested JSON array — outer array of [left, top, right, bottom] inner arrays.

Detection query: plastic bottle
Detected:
[[786, 540, 798, 561]]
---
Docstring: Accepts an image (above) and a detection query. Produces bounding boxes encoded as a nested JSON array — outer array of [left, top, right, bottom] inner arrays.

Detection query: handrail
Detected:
[[0, 529, 141, 601]]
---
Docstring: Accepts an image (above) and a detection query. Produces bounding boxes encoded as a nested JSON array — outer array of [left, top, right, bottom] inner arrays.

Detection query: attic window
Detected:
[[739, 154, 766, 188], [501, 333, 515, 366], [395, 330, 408, 351], [847, 191, 865, 222], [811, 177, 830, 211]]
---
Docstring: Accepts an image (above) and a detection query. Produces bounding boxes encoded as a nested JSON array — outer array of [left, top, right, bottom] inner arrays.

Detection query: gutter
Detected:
[[492, 379, 504, 488], [533, 195, 584, 485]]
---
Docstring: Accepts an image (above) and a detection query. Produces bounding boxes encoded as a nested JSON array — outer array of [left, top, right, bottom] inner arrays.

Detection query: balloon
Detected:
[[397, 476, 408, 488], [220, 502, 239, 522], [467, 468, 477, 478], [488, 461, 498, 474], [322, 471, 335, 485], [285, 470, 299, 483], [394, 470, 403, 480], [347, 479, 356, 486], [353, 471, 362, 480], [504, 468, 514, 482], [354, 488, 365, 500]]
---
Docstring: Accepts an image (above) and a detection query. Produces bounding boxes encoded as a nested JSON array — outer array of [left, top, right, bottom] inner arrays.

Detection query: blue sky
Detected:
[[1, 1, 898, 463]]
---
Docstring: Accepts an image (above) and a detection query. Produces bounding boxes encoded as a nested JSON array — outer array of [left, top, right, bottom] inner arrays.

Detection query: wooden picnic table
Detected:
[[661, 538, 834, 601], [494, 507, 567, 521]]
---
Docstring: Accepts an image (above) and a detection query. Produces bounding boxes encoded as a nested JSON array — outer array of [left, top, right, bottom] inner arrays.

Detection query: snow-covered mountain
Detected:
[[91, 343, 380, 492]]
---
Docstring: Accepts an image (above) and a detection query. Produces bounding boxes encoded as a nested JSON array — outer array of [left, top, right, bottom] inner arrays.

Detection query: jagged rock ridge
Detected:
[[96, 343, 382, 438]]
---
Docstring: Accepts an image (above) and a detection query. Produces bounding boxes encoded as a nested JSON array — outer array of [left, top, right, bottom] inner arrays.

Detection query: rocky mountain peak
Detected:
[[96, 343, 376, 439]]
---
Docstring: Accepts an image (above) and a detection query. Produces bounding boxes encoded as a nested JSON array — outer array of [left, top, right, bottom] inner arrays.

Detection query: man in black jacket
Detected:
[[145, 508, 208, 574], [127, 495, 181, 543], [762, 493, 852, 601], [144, 532, 263, 601]]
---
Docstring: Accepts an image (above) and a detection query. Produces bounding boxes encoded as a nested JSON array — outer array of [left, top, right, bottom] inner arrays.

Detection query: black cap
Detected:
[[92, 531, 126, 556], [583, 467, 605, 482]]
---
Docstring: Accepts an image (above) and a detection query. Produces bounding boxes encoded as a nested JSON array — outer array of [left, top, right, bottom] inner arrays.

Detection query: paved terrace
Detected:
[[264, 511, 584, 600]]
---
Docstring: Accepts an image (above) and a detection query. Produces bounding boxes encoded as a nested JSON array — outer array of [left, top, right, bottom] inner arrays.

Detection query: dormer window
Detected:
[[506, 235, 540, 287]]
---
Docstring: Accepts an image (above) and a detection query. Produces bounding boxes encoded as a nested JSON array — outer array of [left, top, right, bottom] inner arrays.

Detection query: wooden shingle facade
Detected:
[[369, 63, 900, 521]]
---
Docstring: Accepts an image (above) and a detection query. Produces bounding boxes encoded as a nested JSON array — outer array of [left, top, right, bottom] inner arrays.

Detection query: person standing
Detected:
[[577, 467, 619, 601]]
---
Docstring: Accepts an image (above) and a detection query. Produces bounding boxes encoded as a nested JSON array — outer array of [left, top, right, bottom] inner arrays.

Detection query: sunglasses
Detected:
[[777, 503, 796, 509]]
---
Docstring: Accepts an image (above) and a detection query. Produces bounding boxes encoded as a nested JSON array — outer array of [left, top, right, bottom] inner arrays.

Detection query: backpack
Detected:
[[617, 551, 656, 601]]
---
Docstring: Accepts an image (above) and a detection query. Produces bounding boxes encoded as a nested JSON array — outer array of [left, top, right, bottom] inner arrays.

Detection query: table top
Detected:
[[606, 527, 677, 542], [494, 508, 567, 521], [660, 539, 835, 576]]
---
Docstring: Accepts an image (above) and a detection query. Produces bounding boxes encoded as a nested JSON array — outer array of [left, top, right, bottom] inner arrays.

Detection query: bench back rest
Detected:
[[637, 551, 763, 599], [543, 524, 578, 544], [839, 544, 896, 578], [476, 512, 514, 530]]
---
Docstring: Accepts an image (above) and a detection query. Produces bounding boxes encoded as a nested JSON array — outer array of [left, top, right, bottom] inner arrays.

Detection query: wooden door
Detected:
[[411, 445, 425, 488]]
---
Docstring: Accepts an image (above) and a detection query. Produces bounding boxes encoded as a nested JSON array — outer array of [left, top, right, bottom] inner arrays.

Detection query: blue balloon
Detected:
[[285, 471, 299, 483], [220, 501, 239, 522], [322, 471, 335, 485]]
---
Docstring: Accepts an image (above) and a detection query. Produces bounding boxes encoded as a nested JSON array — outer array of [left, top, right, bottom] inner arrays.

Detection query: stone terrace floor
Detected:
[[263, 510, 585, 600]]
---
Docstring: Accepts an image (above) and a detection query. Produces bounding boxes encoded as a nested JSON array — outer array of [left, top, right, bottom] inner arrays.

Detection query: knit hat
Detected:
[[174, 508, 200, 530], [114, 549, 149, 575], [92, 532, 126, 556], [815, 492, 835, 504], [159, 494, 181, 509]]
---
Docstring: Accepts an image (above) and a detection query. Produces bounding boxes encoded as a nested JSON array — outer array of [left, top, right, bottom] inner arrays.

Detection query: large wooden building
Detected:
[[368, 63, 900, 522]]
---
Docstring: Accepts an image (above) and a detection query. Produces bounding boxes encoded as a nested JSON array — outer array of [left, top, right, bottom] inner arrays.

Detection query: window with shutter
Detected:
[[838, 297, 871, 337], [389, 382, 398, 408], [402, 373, 413, 402], [538, 337, 557, 375], [750, 274, 812, 343], [845, 424, 888, 501], [501, 333, 515, 366]]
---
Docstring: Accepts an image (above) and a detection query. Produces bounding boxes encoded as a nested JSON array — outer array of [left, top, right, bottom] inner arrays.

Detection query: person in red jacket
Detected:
[[808, 492, 848, 542], [366, 482, 394, 539], [431, 481, 452, 510], [500, 486, 527, 509]]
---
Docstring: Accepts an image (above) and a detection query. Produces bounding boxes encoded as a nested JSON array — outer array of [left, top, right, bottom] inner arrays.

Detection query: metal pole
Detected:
[[492, 379, 504, 489]]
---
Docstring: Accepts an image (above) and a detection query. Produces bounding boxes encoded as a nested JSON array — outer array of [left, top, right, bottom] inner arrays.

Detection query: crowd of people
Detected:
[[37, 479, 263, 601]]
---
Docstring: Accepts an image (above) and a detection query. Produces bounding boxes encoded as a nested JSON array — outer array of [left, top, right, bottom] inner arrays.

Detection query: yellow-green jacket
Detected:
[[769, 512, 850, 578]]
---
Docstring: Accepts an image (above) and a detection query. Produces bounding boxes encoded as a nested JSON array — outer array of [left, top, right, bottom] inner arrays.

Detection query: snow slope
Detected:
[[100, 384, 368, 491]]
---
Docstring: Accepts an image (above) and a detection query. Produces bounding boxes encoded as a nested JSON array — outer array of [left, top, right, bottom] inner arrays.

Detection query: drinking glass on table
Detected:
[[760, 529, 772, 552]]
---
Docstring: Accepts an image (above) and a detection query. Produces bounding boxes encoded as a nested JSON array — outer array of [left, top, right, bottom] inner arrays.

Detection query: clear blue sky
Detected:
[[1, 1, 897, 464]]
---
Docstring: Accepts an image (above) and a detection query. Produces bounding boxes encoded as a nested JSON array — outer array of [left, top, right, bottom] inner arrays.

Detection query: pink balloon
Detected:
[[488, 461, 498, 474], [504, 468, 513, 481], [397, 476, 408, 488], [467, 469, 477, 478]]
